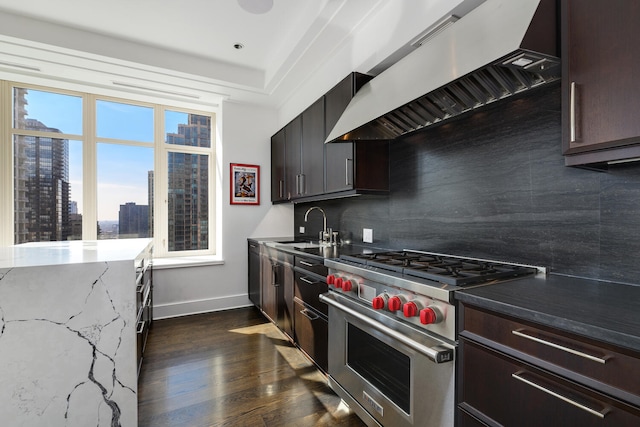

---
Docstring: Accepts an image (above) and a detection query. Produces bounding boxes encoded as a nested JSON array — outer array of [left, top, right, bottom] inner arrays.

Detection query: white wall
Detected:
[[152, 101, 293, 318]]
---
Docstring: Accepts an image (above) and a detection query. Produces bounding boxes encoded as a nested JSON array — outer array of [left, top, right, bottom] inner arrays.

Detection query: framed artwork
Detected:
[[230, 163, 260, 205]]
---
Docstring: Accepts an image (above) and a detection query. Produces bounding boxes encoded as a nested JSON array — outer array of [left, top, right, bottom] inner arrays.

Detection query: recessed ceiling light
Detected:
[[237, 0, 273, 14], [234, 43, 244, 50]]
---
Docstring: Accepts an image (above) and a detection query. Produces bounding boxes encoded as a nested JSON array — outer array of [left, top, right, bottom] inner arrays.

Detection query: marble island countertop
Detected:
[[0, 238, 153, 269], [0, 239, 152, 426]]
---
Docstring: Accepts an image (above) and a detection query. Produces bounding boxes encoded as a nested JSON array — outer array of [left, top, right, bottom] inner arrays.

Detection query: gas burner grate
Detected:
[[340, 251, 537, 287]]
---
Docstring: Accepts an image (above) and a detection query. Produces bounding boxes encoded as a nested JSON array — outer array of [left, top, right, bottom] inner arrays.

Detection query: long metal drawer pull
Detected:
[[320, 293, 452, 363], [512, 372, 607, 419], [570, 81, 577, 142], [299, 276, 318, 285], [299, 260, 317, 267], [512, 329, 607, 364], [300, 308, 319, 321]]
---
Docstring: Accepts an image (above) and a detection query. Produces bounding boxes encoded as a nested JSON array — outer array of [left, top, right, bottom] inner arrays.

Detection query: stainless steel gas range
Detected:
[[319, 250, 545, 427]]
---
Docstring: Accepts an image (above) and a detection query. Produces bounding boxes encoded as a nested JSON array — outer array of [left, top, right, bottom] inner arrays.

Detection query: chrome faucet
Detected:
[[304, 206, 331, 243]]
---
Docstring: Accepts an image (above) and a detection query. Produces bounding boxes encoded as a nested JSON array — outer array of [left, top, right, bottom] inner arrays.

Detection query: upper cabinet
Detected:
[[271, 72, 389, 203], [562, 1, 640, 166], [271, 128, 286, 202]]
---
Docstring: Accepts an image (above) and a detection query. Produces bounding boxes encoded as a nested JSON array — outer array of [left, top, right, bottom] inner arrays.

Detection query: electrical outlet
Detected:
[[363, 228, 373, 243], [299, 226, 305, 234]]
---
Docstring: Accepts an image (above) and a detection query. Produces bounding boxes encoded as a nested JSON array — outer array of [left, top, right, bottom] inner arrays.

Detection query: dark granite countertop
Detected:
[[455, 273, 640, 354]]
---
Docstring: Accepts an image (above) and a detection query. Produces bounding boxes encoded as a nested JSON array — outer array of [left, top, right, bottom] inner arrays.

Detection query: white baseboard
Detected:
[[153, 294, 253, 319]]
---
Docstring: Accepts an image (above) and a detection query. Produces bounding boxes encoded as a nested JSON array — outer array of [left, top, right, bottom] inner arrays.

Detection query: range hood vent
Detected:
[[326, 0, 559, 142]]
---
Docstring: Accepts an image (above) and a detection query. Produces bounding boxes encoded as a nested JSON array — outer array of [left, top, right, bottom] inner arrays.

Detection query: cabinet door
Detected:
[[460, 339, 640, 427], [285, 116, 302, 199], [248, 241, 261, 307], [260, 254, 278, 323], [294, 299, 328, 372], [271, 129, 286, 202], [563, 1, 640, 161], [281, 260, 294, 339], [325, 74, 356, 193], [301, 98, 325, 197]]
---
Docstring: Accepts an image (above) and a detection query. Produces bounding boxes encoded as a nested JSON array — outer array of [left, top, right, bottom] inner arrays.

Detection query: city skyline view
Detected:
[[21, 90, 194, 221], [14, 87, 211, 250]]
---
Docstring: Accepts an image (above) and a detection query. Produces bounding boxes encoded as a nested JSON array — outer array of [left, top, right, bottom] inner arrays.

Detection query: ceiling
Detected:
[[0, 0, 394, 107]]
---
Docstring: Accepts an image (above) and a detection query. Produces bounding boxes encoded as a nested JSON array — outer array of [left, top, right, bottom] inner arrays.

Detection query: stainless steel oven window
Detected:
[[347, 323, 411, 413]]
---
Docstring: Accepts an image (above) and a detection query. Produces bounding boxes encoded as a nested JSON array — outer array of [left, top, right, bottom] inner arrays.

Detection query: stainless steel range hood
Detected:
[[326, 0, 559, 142]]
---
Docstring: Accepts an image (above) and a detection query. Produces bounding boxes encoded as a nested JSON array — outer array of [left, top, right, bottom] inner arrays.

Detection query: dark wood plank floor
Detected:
[[138, 307, 366, 427]]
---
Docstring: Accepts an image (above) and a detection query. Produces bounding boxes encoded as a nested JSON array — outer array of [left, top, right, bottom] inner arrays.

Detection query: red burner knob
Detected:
[[334, 277, 344, 289], [403, 301, 419, 318], [372, 295, 386, 310], [326, 274, 335, 285], [419, 306, 443, 325], [388, 296, 403, 312], [342, 280, 353, 292]]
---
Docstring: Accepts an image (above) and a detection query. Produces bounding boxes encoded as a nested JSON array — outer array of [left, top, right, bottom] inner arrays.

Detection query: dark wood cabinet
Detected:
[[260, 247, 294, 339], [301, 98, 325, 197], [325, 73, 389, 195], [458, 303, 640, 426], [293, 254, 329, 372], [270, 72, 389, 203], [248, 240, 261, 308], [562, 1, 640, 166], [271, 129, 286, 202], [284, 116, 302, 200]]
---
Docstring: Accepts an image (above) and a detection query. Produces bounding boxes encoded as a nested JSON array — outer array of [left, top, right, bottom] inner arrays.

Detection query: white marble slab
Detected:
[[0, 239, 152, 427]]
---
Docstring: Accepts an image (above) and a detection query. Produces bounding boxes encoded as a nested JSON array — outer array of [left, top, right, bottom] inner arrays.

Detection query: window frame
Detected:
[[0, 80, 217, 258]]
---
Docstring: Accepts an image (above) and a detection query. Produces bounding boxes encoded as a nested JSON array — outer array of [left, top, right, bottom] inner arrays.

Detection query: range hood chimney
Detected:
[[326, 0, 559, 143]]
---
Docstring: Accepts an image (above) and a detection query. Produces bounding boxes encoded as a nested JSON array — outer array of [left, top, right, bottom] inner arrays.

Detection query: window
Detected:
[[2, 81, 216, 257]]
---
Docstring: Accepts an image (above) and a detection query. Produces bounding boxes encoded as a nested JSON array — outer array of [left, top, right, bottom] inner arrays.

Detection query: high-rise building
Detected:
[[166, 114, 210, 251], [13, 88, 72, 243], [119, 202, 149, 238], [118, 202, 149, 238]]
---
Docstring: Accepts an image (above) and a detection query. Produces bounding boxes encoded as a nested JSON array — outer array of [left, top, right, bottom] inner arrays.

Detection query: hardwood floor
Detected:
[[138, 307, 366, 427]]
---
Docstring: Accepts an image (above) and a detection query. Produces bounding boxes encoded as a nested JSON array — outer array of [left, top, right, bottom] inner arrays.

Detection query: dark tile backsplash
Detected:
[[294, 82, 640, 285]]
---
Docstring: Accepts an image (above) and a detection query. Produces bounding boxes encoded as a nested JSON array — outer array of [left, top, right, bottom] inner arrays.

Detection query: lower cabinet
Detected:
[[248, 240, 261, 308], [458, 304, 640, 426], [293, 299, 328, 372], [260, 245, 294, 339], [136, 244, 153, 378], [293, 254, 329, 372]]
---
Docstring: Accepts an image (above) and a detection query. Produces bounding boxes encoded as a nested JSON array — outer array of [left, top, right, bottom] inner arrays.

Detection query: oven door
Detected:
[[320, 292, 455, 427]]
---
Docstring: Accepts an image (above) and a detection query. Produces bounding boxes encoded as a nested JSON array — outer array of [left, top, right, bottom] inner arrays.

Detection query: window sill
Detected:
[[152, 255, 225, 270]]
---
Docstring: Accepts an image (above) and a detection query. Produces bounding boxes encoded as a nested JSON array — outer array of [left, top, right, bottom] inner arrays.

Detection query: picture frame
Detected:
[[230, 163, 260, 205]]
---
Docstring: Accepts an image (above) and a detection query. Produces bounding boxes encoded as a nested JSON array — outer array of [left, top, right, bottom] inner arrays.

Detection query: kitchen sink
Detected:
[[276, 241, 328, 250]]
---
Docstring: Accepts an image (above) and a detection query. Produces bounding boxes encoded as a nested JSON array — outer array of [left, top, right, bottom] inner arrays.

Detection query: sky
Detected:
[[23, 88, 189, 221]]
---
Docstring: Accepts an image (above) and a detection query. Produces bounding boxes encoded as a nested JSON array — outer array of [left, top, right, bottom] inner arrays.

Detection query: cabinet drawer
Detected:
[[294, 299, 328, 372], [460, 339, 640, 427], [294, 272, 328, 316], [294, 255, 327, 277], [461, 305, 640, 406]]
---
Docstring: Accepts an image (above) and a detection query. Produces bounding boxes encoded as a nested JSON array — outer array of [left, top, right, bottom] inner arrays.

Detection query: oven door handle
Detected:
[[320, 293, 454, 364]]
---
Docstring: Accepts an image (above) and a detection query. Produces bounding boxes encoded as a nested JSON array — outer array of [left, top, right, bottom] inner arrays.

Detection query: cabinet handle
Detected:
[[299, 174, 306, 195], [279, 180, 284, 198], [299, 308, 319, 321], [570, 81, 577, 143], [137, 320, 145, 335], [272, 263, 279, 287], [511, 372, 608, 419], [512, 329, 607, 364], [299, 260, 317, 267], [345, 158, 353, 186], [299, 276, 318, 285]]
